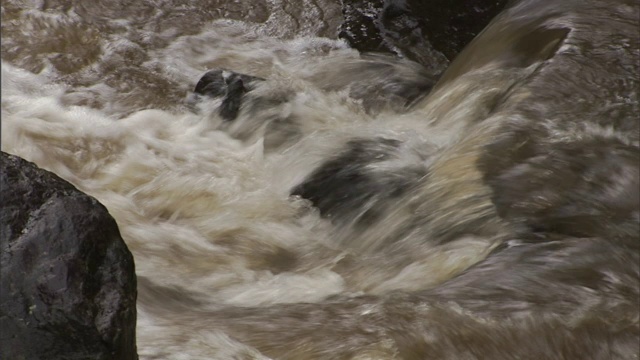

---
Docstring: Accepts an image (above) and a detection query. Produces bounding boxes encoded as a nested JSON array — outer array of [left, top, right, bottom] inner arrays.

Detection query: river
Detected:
[[2, 0, 638, 359]]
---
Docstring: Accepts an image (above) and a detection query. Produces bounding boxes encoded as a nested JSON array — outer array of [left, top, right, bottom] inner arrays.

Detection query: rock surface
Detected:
[[193, 69, 264, 121], [339, 0, 509, 71], [0, 151, 138, 360]]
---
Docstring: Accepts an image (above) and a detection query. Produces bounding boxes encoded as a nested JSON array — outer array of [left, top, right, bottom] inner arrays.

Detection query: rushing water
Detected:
[[2, 0, 639, 359]]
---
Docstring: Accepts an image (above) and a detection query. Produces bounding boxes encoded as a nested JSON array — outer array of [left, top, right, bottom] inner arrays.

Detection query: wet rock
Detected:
[[339, 0, 390, 54], [339, 0, 509, 67], [405, 0, 509, 60], [194, 69, 264, 121], [0, 152, 138, 360], [291, 137, 428, 227]]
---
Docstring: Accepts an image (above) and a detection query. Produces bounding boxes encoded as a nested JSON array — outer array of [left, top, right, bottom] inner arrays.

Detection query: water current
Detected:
[[2, 0, 639, 359]]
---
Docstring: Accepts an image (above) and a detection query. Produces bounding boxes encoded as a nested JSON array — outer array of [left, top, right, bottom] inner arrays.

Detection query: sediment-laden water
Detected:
[[2, 0, 639, 359]]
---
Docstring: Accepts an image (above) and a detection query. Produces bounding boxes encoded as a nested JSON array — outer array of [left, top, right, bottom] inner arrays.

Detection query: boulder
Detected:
[[339, 0, 509, 69], [0, 152, 137, 360], [194, 69, 264, 121]]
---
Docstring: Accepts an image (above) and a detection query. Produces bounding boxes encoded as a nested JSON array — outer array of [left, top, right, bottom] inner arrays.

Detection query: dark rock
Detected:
[[339, 0, 390, 54], [0, 152, 138, 360], [194, 69, 264, 121], [291, 138, 427, 227], [339, 0, 508, 67], [404, 0, 509, 60]]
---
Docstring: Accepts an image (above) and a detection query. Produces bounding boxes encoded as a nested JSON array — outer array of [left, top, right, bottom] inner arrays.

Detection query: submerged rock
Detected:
[[0, 152, 138, 360], [291, 137, 428, 227]]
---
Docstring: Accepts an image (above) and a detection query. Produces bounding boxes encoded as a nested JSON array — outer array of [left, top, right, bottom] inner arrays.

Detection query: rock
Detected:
[[403, 0, 509, 60], [0, 152, 138, 360], [339, 0, 508, 69], [339, 0, 390, 54], [291, 137, 428, 227], [194, 69, 264, 121]]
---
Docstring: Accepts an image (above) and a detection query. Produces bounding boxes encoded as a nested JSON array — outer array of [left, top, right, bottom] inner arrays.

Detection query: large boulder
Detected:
[[339, 0, 509, 71], [0, 152, 137, 360]]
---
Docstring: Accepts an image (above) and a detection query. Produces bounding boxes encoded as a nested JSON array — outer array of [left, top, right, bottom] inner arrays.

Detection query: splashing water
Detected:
[[2, 0, 638, 358]]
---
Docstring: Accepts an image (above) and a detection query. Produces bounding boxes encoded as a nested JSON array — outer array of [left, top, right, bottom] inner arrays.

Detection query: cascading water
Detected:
[[2, 0, 638, 359]]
